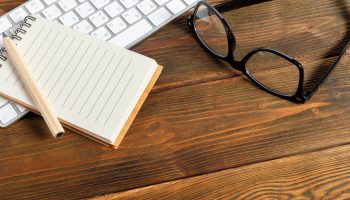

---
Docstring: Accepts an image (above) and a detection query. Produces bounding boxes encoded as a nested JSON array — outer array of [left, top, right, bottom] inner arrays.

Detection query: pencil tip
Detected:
[[2, 32, 8, 38]]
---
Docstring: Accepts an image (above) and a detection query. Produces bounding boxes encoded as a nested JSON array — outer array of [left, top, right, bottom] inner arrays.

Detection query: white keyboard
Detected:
[[0, 0, 200, 128]]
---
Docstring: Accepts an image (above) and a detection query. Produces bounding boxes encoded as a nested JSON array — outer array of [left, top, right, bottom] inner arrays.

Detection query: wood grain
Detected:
[[0, 0, 349, 199], [91, 144, 350, 200], [0, 55, 349, 199]]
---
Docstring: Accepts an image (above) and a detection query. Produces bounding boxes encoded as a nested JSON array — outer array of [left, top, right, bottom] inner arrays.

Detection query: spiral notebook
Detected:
[[0, 16, 162, 147]]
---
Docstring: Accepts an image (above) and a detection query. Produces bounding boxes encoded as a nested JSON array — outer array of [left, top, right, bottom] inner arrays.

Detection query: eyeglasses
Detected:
[[187, 1, 350, 103]]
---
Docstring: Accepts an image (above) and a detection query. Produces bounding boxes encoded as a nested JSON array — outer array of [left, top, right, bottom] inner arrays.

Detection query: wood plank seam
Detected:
[[90, 142, 350, 199]]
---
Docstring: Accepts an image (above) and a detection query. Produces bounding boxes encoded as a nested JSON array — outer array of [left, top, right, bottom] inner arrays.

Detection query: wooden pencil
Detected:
[[3, 33, 64, 138]]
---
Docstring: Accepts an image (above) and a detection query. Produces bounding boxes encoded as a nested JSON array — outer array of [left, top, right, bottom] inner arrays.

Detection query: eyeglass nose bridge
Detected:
[[230, 60, 246, 71]]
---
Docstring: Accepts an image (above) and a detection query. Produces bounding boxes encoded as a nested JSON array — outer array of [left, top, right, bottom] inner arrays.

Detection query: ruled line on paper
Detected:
[[31, 30, 61, 74], [79, 53, 116, 115], [48, 40, 84, 97], [104, 73, 134, 126], [54, 43, 91, 104], [14, 32, 67, 90], [87, 55, 124, 118], [24, 25, 46, 56], [95, 59, 132, 122], [61, 46, 100, 107], [4, 25, 47, 83], [12, 27, 54, 86], [12, 31, 62, 90], [36, 34, 69, 82], [27, 28, 53, 65], [42, 37, 76, 89], [70, 49, 108, 110]]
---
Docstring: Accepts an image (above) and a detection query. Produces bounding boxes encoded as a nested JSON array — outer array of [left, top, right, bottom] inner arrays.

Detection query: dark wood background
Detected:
[[1, 0, 350, 199]]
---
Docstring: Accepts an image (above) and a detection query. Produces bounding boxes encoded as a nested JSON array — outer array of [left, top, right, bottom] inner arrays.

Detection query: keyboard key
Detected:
[[137, 0, 157, 15], [25, 0, 45, 15], [166, 0, 186, 14], [109, 19, 152, 48], [0, 104, 18, 124], [154, 0, 170, 6], [104, 2, 124, 18], [89, 11, 108, 27], [15, 105, 26, 113], [147, 7, 171, 26], [73, 20, 93, 33], [107, 17, 126, 34], [119, 0, 139, 9], [0, 17, 13, 33], [0, 98, 7, 107], [9, 8, 28, 24], [35, 13, 44, 18], [42, 5, 62, 20], [42, 0, 57, 6], [122, 8, 142, 25], [90, 0, 110, 9], [58, 0, 78, 12], [91, 26, 111, 40], [75, 2, 95, 18], [59, 11, 79, 26], [183, 0, 198, 5]]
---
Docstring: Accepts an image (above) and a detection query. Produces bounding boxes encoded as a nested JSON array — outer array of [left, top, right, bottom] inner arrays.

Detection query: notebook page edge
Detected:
[[108, 60, 159, 144]]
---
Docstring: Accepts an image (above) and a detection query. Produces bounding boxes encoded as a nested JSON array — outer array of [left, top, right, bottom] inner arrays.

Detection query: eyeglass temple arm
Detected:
[[214, 0, 273, 13], [304, 40, 350, 99]]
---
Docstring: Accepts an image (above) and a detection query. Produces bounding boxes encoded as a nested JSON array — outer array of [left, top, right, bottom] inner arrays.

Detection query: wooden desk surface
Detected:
[[1, 0, 350, 199]]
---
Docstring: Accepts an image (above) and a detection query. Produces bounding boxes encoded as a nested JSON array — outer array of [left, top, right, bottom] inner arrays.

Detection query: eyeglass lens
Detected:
[[194, 4, 229, 57], [245, 51, 300, 96]]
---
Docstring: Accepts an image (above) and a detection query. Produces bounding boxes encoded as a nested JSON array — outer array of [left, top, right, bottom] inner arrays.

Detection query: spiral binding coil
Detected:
[[0, 16, 36, 65]]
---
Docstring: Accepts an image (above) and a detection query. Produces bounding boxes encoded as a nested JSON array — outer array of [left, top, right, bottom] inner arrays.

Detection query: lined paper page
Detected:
[[0, 17, 158, 143]]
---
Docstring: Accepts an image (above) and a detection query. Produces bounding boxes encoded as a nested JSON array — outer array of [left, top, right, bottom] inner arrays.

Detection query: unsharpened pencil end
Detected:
[[55, 131, 64, 138]]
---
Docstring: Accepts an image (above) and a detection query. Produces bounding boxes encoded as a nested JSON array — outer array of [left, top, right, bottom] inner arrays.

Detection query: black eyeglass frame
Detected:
[[187, 1, 350, 103]]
